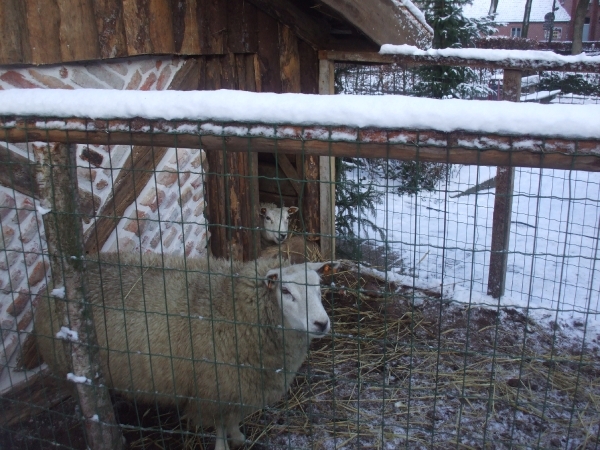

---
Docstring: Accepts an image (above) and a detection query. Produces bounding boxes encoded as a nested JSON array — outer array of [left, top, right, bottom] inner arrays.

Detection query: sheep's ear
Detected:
[[265, 270, 279, 289], [287, 206, 299, 215], [260, 207, 267, 216], [309, 261, 341, 275]]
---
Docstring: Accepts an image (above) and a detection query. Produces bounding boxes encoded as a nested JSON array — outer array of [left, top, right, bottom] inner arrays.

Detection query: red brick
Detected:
[[0, 251, 19, 271], [0, 71, 40, 88], [140, 73, 157, 91], [10, 268, 24, 288], [1, 317, 16, 340], [16, 198, 35, 223], [1, 225, 15, 250], [196, 233, 207, 253], [190, 175, 203, 190], [77, 167, 97, 183], [17, 308, 33, 331], [124, 210, 149, 236], [6, 289, 31, 316], [156, 60, 163, 70], [96, 179, 109, 191], [156, 66, 172, 90], [185, 241, 194, 256], [0, 192, 16, 220], [20, 217, 40, 244], [163, 227, 178, 248], [190, 152, 206, 169], [112, 237, 137, 253], [169, 150, 192, 168], [25, 244, 41, 266], [140, 188, 166, 213], [87, 65, 125, 89], [81, 148, 104, 167], [126, 70, 142, 89], [150, 231, 162, 249], [193, 191, 203, 202], [179, 187, 193, 206], [178, 171, 191, 186], [107, 62, 128, 76], [28, 260, 48, 287], [194, 202, 205, 217], [59, 67, 68, 78], [28, 69, 73, 89], [157, 171, 178, 187]]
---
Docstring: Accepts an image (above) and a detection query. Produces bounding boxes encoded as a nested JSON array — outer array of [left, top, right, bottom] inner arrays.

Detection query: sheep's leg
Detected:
[[226, 417, 245, 448], [214, 422, 230, 450]]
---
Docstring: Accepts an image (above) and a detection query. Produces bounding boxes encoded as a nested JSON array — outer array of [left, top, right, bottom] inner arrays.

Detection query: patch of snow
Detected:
[[51, 287, 65, 299], [379, 44, 600, 66], [521, 89, 561, 102], [1, 89, 599, 140], [67, 373, 92, 385], [55, 326, 79, 342]]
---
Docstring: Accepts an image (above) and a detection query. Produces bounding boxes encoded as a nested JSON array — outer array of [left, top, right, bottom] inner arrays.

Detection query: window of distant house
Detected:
[[511, 27, 522, 37], [544, 27, 562, 40]]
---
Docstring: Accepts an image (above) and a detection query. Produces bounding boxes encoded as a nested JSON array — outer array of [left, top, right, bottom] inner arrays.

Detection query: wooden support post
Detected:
[[318, 59, 336, 259], [36, 143, 124, 450], [487, 69, 521, 299]]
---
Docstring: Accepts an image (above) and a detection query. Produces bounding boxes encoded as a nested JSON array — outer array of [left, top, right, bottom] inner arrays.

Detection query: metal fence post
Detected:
[[36, 143, 124, 450], [487, 69, 521, 298]]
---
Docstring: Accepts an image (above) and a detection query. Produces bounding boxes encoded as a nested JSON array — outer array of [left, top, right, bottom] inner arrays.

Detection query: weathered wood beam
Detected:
[[318, 59, 336, 259], [318, 50, 600, 73], [320, 0, 432, 48], [82, 145, 169, 254], [0, 143, 100, 218], [36, 142, 124, 449], [0, 144, 39, 199], [3, 120, 600, 172], [487, 69, 521, 299], [275, 154, 303, 196], [248, 0, 330, 49]]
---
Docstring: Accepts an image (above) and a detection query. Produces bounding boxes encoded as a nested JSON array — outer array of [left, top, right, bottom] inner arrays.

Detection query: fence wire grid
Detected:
[[0, 66, 600, 450]]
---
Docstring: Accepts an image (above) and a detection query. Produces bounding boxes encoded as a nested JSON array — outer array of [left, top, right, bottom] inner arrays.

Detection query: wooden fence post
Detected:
[[318, 58, 336, 259], [36, 143, 124, 450], [487, 69, 521, 298]]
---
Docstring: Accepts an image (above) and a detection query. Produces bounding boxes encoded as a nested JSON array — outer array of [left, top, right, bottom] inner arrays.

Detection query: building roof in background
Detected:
[[462, 0, 571, 23]]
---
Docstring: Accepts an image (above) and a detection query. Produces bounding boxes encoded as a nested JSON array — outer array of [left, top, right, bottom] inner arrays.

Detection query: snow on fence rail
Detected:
[[319, 45, 600, 72], [1, 90, 600, 172]]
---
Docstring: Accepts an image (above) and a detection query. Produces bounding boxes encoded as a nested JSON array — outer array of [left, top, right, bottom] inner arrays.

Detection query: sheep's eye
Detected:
[[281, 287, 291, 296]]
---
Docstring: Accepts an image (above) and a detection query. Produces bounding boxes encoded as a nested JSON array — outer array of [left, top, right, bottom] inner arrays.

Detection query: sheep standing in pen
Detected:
[[35, 253, 339, 450], [259, 202, 298, 246]]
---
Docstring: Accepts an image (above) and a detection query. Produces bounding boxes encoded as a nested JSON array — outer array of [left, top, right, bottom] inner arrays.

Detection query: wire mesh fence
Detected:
[[1, 67, 600, 449], [335, 63, 600, 104]]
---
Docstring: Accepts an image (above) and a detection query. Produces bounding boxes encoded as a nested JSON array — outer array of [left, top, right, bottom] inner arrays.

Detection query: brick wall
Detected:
[[0, 56, 209, 385]]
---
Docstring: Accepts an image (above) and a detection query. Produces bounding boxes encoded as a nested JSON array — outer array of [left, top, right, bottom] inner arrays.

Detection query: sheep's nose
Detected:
[[313, 320, 329, 333], [279, 234, 287, 241]]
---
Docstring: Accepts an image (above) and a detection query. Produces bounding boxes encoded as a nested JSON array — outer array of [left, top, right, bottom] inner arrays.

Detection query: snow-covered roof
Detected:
[[462, 0, 571, 23]]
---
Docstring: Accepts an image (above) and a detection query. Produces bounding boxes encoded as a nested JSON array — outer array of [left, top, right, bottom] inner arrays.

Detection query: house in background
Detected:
[[463, 0, 571, 41], [563, 0, 600, 41]]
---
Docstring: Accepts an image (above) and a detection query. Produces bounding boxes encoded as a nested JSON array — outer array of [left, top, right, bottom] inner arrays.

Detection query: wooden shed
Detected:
[[0, 0, 432, 264]]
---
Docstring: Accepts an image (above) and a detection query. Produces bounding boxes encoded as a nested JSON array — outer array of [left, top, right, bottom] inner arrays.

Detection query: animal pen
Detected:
[[1, 47, 600, 450]]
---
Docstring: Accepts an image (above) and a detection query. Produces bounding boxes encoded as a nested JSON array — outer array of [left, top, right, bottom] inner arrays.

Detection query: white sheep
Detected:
[[259, 202, 298, 246], [35, 253, 339, 450]]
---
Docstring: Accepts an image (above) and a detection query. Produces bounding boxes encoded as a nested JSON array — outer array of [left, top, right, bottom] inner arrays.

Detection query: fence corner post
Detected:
[[37, 143, 125, 450], [487, 69, 521, 299]]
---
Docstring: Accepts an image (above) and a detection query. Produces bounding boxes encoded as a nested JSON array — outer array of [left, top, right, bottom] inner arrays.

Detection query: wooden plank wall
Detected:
[[0, 0, 322, 66], [182, 9, 318, 260]]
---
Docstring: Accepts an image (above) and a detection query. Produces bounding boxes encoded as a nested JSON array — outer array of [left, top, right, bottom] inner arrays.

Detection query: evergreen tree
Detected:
[[415, 0, 497, 99]]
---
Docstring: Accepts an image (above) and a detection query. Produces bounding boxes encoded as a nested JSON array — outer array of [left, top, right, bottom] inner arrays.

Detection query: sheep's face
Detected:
[[260, 205, 298, 244], [265, 262, 340, 338]]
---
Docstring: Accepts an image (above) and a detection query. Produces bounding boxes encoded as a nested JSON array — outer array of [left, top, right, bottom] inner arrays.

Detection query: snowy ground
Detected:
[[348, 164, 600, 342]]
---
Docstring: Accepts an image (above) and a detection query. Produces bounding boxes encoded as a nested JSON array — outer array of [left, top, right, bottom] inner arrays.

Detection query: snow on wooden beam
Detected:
[[2, 117, 600, 172], [320, 46, 600, 72]]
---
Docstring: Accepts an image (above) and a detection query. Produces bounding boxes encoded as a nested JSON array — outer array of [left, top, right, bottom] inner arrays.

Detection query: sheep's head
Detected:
[[265, 262, 340, 338], [259, 204, 298, 245]]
